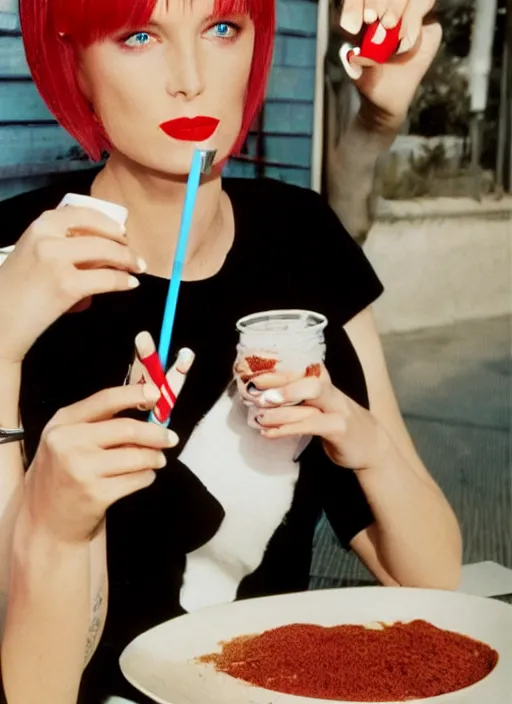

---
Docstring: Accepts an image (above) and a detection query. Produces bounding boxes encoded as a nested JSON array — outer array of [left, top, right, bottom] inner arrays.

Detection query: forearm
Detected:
[[0, 362, 24, 637], [2, 511, 91, 704], [357, 443, 462, 589], [326, 114, 397, 243]]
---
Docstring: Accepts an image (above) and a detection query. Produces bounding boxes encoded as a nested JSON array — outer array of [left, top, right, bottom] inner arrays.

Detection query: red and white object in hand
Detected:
[[340, 20, 402, 80]]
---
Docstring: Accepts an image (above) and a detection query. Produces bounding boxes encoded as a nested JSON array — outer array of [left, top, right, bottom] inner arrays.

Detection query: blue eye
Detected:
[[124, 32, 152, 48], [208, 22, 237, 39]]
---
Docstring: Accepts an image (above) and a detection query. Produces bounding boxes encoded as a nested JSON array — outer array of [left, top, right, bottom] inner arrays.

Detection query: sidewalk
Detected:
[[310, 316, 512, 588]]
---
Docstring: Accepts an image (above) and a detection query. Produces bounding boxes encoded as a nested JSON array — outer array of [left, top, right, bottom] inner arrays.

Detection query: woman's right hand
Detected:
[[0, 206, 145, 364], [23, 382, 178, 545]]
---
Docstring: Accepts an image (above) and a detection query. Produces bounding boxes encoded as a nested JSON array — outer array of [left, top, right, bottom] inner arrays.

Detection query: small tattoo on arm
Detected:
[[83, 582, 107, 667]]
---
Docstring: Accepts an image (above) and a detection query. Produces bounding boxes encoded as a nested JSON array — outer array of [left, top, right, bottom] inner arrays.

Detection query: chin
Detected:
[[134, 142, 230, 178]]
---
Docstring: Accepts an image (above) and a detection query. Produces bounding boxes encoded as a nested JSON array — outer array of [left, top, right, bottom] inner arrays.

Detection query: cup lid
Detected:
[[58, 193, 128, 227], [236, 309, 328, 334]]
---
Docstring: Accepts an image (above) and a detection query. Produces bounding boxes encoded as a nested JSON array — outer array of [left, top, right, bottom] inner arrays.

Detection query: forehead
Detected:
[[53, 0, 257, 43]]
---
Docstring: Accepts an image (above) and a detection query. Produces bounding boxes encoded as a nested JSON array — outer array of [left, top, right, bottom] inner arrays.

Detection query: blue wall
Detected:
[[224, 0, 318, 188], [0, 0, 318, 201]]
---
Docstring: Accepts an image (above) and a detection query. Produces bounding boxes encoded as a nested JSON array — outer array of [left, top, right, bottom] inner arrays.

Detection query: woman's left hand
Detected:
[[252, 365, 391, 471], [339, 0, 442, 134]]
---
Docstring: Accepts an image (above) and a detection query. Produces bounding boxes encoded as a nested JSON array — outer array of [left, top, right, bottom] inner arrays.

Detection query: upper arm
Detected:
[[342, 306, 442, 581], [349, 525, 400, 586], [343, 306, 440, 492]]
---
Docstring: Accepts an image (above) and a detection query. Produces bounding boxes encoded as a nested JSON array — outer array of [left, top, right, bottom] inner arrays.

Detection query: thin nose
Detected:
[[165, 39, 204, 100]]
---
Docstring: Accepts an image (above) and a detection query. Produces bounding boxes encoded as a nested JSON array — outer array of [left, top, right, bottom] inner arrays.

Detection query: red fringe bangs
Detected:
[[49, 0, 268, 45], [48, 0, 157, 44], [19, 0, 275, 161]]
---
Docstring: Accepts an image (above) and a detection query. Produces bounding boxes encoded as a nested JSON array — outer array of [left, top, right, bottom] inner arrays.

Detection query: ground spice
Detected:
[[245, 355, 279, 374], [198, 620, 498, 701], [305, 363, 322, 377]]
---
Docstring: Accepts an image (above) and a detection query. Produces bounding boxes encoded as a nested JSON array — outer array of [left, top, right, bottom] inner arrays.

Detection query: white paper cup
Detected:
[[0, 195, 128, 267], [58, 193, 128, 227]]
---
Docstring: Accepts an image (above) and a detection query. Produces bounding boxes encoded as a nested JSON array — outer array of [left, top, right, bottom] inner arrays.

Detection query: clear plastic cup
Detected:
[[234, 310, 328, 428]]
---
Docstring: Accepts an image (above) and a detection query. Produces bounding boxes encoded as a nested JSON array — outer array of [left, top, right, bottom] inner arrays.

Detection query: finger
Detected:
[[362, 1, 387, 25], [100, 447, 170, 477], [64, 236, 145, 274], [72, 268, 141, 297], [88, 418, 178, 450], [258, 377, 343, 414], [50, 384, 161, 427], [258, 377, 323, 407], [397, 0, 437, 54], [34, 206, 127, 243], [105, 469, 158, 502], [256, 405, 321, 428], [135, 332, 195, 423], [166, 347, 195, 397], [261, 412, 345, 442], [251, 371, 303, 391], [349, 53, 378, 68], [339, 0, 364, 35], [380, 0, 407, 30]]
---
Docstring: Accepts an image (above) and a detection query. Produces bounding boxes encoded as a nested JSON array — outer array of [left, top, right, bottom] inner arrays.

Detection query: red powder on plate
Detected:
[[305, 363, 321, 378], [198, 620, 498, 701]]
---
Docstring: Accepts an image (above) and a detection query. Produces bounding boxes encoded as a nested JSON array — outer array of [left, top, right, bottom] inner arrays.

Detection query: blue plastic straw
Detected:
[[150, 148, 203, 426]]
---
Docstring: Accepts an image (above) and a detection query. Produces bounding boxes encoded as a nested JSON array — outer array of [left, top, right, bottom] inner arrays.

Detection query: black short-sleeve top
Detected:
[[0, 170, 384, 703]]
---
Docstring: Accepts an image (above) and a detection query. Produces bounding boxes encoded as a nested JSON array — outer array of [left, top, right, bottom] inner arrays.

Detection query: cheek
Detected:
[[215, 57, 252, 125]]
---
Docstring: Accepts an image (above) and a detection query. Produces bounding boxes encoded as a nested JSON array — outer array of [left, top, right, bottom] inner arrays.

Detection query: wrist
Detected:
[[354, 107, 403, 146], [355, 423, 396, 474], [14, 503, 89, 567]]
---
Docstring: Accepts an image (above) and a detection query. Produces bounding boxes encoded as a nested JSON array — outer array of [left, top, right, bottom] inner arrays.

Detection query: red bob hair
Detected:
[[19, 0, 275, 161]]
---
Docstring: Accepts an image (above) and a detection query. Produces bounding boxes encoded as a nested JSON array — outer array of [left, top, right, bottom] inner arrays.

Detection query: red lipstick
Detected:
[[159, 116, 219, 142]]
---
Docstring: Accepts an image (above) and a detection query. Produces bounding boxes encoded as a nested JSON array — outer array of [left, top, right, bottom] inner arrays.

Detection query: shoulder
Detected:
[[225, 176, 353, 252], [0, 168, 98, 248], [225, 176, 384, 326]]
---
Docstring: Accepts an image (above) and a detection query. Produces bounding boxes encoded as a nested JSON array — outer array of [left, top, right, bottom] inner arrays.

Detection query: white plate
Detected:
[[120, 587, 512, 704]]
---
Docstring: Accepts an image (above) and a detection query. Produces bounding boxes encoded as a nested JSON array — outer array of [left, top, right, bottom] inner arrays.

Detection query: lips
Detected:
[[159, 116, 220, 142]]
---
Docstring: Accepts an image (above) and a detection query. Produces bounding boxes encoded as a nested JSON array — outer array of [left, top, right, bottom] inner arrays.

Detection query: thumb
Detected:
[[405, 22, 443, 83]]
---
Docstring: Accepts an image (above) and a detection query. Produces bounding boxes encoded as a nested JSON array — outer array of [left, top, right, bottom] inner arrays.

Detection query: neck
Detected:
[[91, 151, 227, 278]]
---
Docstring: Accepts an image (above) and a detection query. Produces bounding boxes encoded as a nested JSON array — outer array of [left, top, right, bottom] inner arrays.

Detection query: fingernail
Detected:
[[178, 348, 194, 366], [340, 13, 362, 35], [260, 389, 284, 406], [157, 454, 167, 468], [247, 382, 261, 397], [397, 36, 412, 54], [136, 257, 147, 273], [363, 9, 378, 24], [142, 384, 160, 403], [339, 44, 363, 80], [166, 430, 179, 446], [381, 13, 398, 29], [371, 22, 388, 44], [128, 276, 140, 289]]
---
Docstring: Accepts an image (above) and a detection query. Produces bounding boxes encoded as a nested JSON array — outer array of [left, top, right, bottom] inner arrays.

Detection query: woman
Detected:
[[0, 0, 461, 702]]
